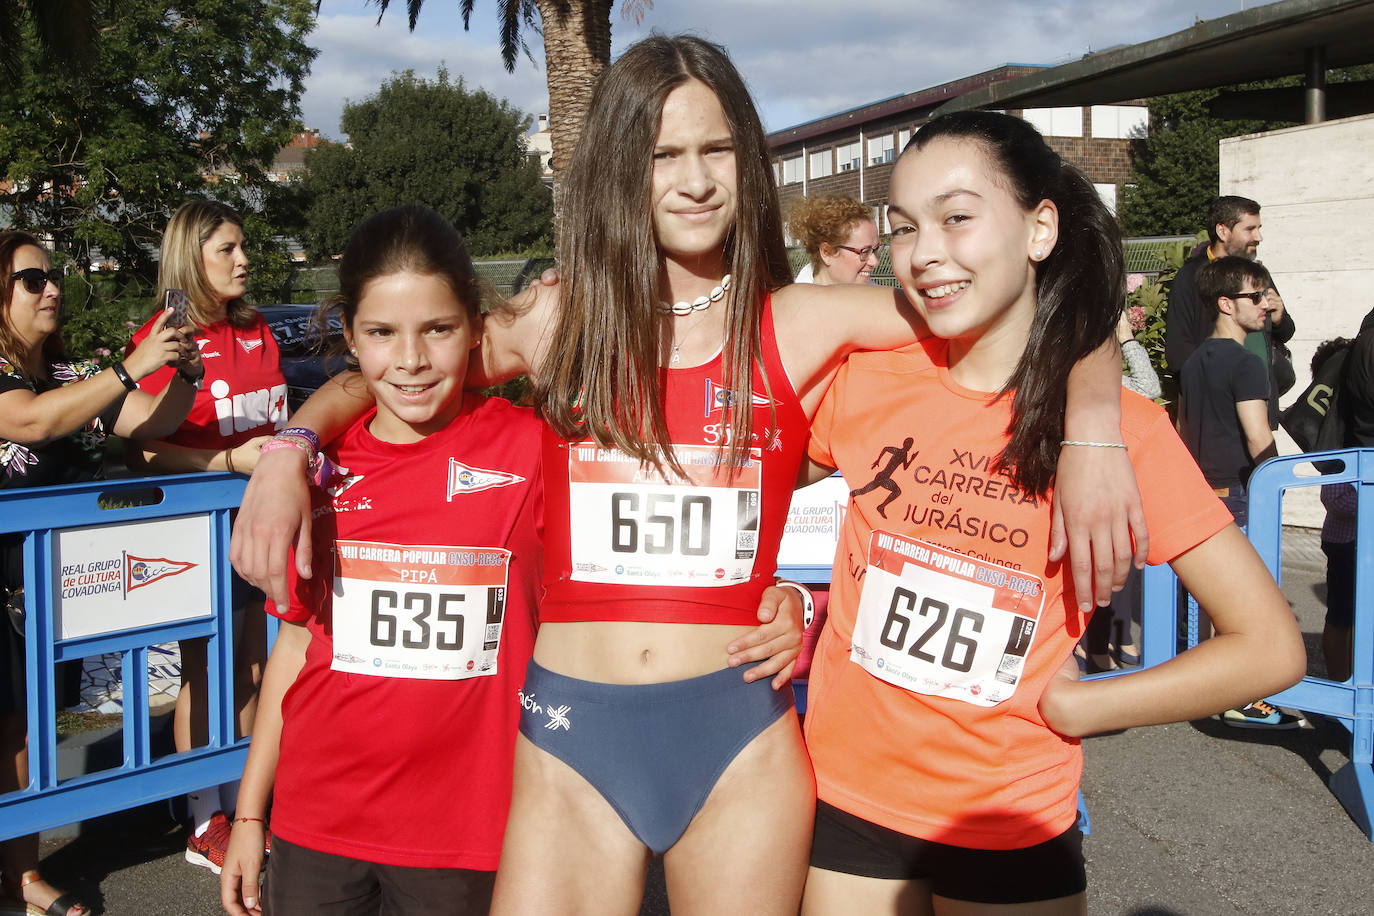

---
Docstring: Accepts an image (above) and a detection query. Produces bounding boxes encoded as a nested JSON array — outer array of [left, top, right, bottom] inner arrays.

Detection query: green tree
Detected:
[[0, 0, 316, 280], [1120, 66, 1374, 237], [372, 1, 653, 202], [1118, 90, 1284, 237], [299, 68, 553, 258]]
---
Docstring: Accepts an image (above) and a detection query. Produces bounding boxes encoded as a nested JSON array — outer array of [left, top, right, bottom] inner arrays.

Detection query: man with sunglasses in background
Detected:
[[1166, 196, 1296, 428], [1176, 255, 1304, 730]]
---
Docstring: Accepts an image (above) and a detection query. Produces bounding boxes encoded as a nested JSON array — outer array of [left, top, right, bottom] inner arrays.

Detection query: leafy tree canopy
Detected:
[[1120, 66, 1374, 237], [300, 67, 553, 258], [0, 0, 316, 282]]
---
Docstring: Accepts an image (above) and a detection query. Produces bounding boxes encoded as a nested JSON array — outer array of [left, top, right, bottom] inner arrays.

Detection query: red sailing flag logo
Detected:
[[124, 552, 198, 593]]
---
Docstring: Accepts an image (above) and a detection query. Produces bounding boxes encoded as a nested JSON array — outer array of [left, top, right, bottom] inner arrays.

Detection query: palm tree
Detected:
[[1, 0, 98, 83], [371, 1, 647, 211]]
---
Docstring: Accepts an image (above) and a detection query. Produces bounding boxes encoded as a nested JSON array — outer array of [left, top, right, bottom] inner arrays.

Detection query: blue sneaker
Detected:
[[1220, 700, 1304, 729]]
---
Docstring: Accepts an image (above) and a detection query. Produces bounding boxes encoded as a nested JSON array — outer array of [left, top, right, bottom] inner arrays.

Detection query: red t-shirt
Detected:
[[129, 310, 287, 448], [540, 296, 809, 625], [268, 396, 544, 869], [805, 339, 1232, 849]]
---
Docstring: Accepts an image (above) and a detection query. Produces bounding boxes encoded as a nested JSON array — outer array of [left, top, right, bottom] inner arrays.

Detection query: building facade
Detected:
[[767, 65, 1146, 239]]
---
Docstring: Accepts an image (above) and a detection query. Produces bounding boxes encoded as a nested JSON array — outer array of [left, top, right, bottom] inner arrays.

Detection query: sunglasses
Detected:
[[1229, 290, 1268, 305], [10, 268, 62, 295]]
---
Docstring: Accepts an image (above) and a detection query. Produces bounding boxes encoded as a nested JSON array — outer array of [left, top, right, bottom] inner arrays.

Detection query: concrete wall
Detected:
[[1220, 112, 1374, 526]]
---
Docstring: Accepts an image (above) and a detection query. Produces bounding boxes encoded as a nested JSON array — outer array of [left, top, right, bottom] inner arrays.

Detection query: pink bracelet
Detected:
[[259, 437, 311, 460], [259, 436, 336, 488]]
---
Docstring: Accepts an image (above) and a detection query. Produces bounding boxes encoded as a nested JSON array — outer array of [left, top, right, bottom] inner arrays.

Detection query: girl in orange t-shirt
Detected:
[[800, 112, 1306, 915]]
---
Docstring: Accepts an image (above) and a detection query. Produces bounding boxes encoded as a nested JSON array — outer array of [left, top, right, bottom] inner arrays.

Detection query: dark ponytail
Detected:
[[909, 112, 1123, 498]]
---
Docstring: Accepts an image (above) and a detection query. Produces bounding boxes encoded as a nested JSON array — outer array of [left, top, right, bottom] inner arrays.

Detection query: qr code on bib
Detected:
[[737, 531, 757, 550], [485, 625, 501, 642]]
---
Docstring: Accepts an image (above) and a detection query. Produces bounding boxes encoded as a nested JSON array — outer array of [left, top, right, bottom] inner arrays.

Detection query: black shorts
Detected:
[[263, 835, 495, 916], [1322, 539, 1356, 629], [809, 800, 1086, 904]]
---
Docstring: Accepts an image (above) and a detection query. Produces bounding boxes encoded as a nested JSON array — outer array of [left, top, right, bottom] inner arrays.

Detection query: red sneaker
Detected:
[[185, 811, 232, 874]]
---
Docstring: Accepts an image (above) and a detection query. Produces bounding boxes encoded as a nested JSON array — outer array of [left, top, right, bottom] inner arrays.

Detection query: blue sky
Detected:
[[301, 0, 1259, 139]]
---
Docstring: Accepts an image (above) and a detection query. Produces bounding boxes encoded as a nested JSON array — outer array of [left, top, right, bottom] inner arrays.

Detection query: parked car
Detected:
[[257, 304, 347, 411]]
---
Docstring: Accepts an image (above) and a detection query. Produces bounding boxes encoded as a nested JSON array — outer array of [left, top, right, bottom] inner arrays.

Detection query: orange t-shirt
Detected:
[[805, 339, 1232, 849]]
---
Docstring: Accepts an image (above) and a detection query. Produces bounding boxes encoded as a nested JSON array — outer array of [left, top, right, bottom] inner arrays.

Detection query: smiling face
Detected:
[[4, 245, 61, 353], [886, 137, 1055, 364], [344, 271, 479, 444], [820, 218, 880, 285], [651, 79, 737, 277], [200, 221, 249, 306]]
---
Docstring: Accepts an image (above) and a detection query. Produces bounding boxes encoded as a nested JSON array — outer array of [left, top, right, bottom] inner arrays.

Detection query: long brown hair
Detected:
[[156, 200, 255, 329], [0, 230, 65, 372], [907, 112, 1123, 498], [539, 35, 792, 474]]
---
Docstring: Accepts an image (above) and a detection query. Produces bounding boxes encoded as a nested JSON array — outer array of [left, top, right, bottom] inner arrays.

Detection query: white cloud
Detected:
[[299, 0, 1250, 138], [301, 2, 550, 138]]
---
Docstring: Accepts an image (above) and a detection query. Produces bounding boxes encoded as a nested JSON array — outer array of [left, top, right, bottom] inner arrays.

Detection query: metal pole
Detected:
[[1305, 45, 1327, 124]]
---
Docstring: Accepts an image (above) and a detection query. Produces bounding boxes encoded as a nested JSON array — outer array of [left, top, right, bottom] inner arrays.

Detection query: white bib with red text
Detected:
[[330, 539, 510, 680], [851, 531, 1045, 707], [567, 442, 760, 586]]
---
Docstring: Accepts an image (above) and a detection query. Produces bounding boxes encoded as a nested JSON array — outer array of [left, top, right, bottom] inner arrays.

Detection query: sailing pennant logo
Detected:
[[704, 379, 773, 416], [125, 552, 198, 593], [447, 459, 525, 501]]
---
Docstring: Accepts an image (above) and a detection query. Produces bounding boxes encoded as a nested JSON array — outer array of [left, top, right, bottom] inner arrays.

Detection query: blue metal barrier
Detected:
[[0, 473, 252, 841], [1249, 449, 1374, 838], [1086, 449, 1374, 838]]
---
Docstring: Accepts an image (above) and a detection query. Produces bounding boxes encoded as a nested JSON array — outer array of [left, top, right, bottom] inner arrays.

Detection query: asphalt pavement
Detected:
[[24, 527, 1372, 915]]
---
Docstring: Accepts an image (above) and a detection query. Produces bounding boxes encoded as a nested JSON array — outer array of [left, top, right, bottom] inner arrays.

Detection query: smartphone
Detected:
[[164, 289, 189, 328]]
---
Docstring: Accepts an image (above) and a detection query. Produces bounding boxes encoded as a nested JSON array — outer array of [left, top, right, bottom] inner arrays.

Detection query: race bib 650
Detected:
[[567, 442, 761, 587]]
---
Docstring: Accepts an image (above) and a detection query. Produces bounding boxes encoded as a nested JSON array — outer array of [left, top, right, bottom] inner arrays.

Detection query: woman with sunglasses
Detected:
[[0, 230, 201, 916], [787, 196, 881, 285]]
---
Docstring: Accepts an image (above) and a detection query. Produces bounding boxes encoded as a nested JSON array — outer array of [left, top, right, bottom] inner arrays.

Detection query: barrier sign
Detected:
[[776, 473, 849, 571], [54, 515, 212, 640]]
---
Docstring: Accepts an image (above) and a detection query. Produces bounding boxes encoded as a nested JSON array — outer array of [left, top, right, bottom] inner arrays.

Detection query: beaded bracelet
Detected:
[[259, 436, 337, 488], [1060, 440, 1127, 448], [276, 426, 322, 455]]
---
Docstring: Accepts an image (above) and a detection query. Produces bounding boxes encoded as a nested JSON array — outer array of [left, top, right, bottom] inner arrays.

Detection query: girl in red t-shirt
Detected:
[[220, 206, 543, 915], [799, 111, 1306, 915]]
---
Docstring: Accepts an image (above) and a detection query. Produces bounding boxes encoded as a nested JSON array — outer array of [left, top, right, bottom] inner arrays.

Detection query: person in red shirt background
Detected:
[[126, 200, 287, 873]]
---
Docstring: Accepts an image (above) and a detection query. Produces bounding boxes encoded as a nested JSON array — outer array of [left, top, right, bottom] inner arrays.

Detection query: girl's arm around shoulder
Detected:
[[1052, 339, 1149, 611], [220, 620, 311, 916], [229, 374, 372, 606], [469, 272, 561, 388], [770, 283, 925, 414], [1039, 525, 1305, 738]]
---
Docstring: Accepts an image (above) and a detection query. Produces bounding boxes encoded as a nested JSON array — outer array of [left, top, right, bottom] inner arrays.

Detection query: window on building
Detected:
[[836, 140, 862, 172], [868, 134, 894, 165], [773, 161, 780, 184], [898, 128, 911, 153], [782, 155, 804, 185], [810, 148, 833, 179], [1094, 183, 1118, 215], [1090, 106, 1148, 140], [1021, 107, 1082, 138]]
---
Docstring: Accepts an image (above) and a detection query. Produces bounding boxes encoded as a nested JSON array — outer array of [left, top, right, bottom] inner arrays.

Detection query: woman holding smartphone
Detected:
[[126, 200, 288, 874]]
